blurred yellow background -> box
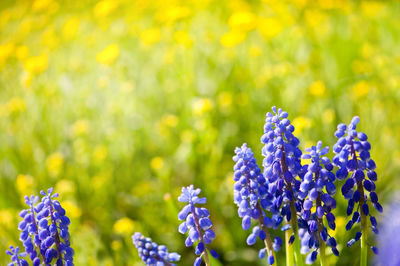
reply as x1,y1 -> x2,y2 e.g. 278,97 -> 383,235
0,0 -> 399,265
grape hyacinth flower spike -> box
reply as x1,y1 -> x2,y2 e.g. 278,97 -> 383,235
18,188 -> 74,266
261,106 -> 304,266
18,195 -> 43,265
233,143 -> 280,265
333,116 -> 381,266
132,232 -> 181,265
6,246 -> 28,266
178,185 -> 218,266
299,141 -> 338,265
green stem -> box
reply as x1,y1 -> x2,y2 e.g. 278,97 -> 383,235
289,200 -> 304,266
280,144 -> 304,266
204,250 -> 211,266
256,203 -> 277,266
360,227 -> 367,266
319,243 -> 327,266
285,228 -> 295,266
349,140 -> 367,266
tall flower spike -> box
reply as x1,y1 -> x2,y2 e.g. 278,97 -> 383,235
233,143 -> 280,265
333,117 -> 381,265
18,195 -> 43,266
6,246 -> 28,266
261,107 -> 305,266
18,188 -> 74,266
299,141 -> 338,265
132,232 -> 181,265
178,185 -> 218,266
38,187 -> 74,266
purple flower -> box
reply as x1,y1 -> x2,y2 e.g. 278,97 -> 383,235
233,143 -> 280,264
261,107 -> 305,245
6,246 -> 28,266
17,188 -> 74,266
132,232 -> 180,265
178,185 -> 218,265
299,141 -> 338,262
333,117 -> 381,251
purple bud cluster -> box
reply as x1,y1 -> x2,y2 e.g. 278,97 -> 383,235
132,232 -> 181,265
6,246 -> 28,266
16,188 -> 73,266
232,143 -> 281,265
260,107 -> 304,237
178,185 -> 218,266
298,141 -> 339,264
332,117 -> 381,252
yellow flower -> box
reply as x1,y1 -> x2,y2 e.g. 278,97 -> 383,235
0,43 -> 15,66
61,200 -> 82,218
305,9 -> 326,29
192,98 -> 213,115
292,116 -> 312,134
150,157 -> 164,171
96,44 -> 119,65
161,114 -> 179,128
46,152 -> 64,177
140,28 -> 161,47
361,1 -> 385,18
220,30 -> 246,48
331,216 -> 346,237
228,11 -> 257,31
94,0 -> 118,18
361,43 -> 374,59
352,60 -> 372,74
24,54 -> 48,74
32,0 -> 53,11
15,45 -> 29,61
0,209 -> 14,228
173,30 -> 193,48
71,119 -> 89,137
352,81 -> 370,98
5,97 -> 27,115
93,145 -> 108,162
249,45 -> 262,57
309,80 -> 326,96
218,92 -> 233,113
62,17 -> 80,40
16,174 -> 35,197
113,217 -> 135,235
41,28 -> 59,49
157,6 -> 191,23
258,17 -> 283,39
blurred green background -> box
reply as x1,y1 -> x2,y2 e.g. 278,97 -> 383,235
0,0 -> 399,265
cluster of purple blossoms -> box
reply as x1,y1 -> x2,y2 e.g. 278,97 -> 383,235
132,232 -> 181,265
332,116 -> 381,253
16,188 -> 73,266
260,107 -> 304,240
6,246 -> 28,266
177,185 -> 218,266
233,143 -> 281,265
298,141 -> 339,264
